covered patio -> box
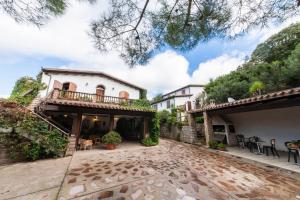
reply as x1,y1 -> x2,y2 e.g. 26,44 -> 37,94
190,87 -> 300,174
37,92 -> 155,151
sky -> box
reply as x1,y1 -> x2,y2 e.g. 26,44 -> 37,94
0,1 -> 299,99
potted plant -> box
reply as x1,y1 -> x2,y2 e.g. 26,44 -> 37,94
208,141 -> 218,149
101,131 -> 122,150
217,143 -> 226,151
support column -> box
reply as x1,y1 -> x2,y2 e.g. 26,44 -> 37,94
109,114 -> 114,131
187,113 -> 196,127
143,117 -> 150,139
71,113 -> 82,148
203,111 -> 213,146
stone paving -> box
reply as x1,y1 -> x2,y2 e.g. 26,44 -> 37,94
1,139 -> 300,200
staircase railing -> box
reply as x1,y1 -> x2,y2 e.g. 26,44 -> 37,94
18,103 -> 69,139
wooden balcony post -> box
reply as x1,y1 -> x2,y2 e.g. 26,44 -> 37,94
71,113 -> 82,148
109,114 -> 114,131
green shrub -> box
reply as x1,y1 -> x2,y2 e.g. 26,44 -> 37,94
150,112 -> 160,143
142,137 -> 158,146
0,100 -> 68,161
131,99 -> 151,109
217,142 -> 226,150
158,110 -> 170,124
195,116 -> 204,124
208,141 -> 218,149
249,81 -> 264,95
102,131 -> 122,145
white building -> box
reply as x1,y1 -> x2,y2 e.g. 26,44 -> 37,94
39,68 -> 145,99
151,84 -> 204,112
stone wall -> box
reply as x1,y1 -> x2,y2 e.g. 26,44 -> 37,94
0,144 -> 11,166
180,126 -> 197,144
160,124 -> 181,141
160,124 -> 199,144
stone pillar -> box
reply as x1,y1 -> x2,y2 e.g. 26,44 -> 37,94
187,113 -> 196,127
143,117 -> 150,139
109,114 -> 114,131
203,111 -> 213,146
72,113 -> 82,148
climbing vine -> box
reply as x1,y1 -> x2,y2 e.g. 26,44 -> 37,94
0,100 -> 67,161
142,112 -> 160,146
9,72 -> 46,106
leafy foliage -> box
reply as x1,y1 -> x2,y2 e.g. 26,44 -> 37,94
142,112 -> 160,146
0,100 -> 67,161
205,23 -> 300,103
91,0 -> 300,66
10,73 -> 45,106
102,131 -> 122,145
131,99 -> 151,109
2,0 -> 299,65
195,116 -> 204,124
251,23 -> 300,63
140,89 -> 148,100
249,81 -> 264,96
152,94 -> 163,102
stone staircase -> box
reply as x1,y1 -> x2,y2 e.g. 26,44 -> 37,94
27,96 -> 41,112
27,98 -> 75,157
65,135 -> 76,156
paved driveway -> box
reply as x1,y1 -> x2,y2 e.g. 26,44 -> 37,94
1,139 -> 300,200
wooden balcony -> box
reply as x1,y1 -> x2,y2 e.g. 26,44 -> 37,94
49,89 -> 135,106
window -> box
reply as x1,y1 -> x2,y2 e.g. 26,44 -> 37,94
182,89 -> 186,95
62,82 -> 70,91
153,104 -> 158,110
167,100 -> 171,108
96,85 -> 105,96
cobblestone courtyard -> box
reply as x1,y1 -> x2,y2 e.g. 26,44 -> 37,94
1,139 -> 300,200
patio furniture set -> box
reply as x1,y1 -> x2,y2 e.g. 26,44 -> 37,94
78,136 -> 101,150
236,135 -> 300,165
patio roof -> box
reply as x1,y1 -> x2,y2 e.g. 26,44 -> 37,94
44,99 -> 155,113
190,87 -> 300,114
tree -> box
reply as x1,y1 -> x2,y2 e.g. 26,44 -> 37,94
284,43 -> 300,87
251,23 -> 300,63
1,0 -> 299,65
152,93 -> 163,102
205,23 -> 300,103
249,81 -> 264,96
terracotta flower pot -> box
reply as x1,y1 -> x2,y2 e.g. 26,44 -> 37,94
106,144 -> 116,150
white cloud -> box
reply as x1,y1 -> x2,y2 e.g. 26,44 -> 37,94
0,0 -> 300,98
191,52 -> 245,84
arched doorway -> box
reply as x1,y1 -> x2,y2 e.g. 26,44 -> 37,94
96,85 -> 105,102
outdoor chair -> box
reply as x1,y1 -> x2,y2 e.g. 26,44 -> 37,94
248,136 -> 261,153
236,134 -> 245,148
262,139 -> 280,157
285,142 -> 299,163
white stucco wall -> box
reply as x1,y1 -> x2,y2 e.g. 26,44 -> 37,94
224,106 -> 300,151
154,98 -> 175,111
39,72 -> 140,99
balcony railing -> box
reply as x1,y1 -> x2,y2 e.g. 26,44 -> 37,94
50,89 -> 135,106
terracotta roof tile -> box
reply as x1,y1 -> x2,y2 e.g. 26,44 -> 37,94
45,99 -> 155,113
190,86 -> 300,113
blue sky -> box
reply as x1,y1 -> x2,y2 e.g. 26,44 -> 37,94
0,1 -> 298,98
